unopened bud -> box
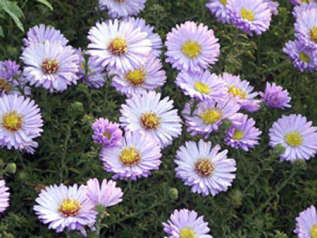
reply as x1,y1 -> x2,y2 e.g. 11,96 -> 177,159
168,187 -> 179,201
273,144 -> 286,155
5,163 -> 16,174
230,189 -> 243,208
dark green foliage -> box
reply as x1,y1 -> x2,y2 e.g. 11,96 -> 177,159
0,0 -> 316,237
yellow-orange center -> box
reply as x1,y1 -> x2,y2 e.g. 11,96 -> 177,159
195,159 -> 214,177
180,228 -> 196,238
0,79 -> 12,93
120,147 -> 141,166
309,26 -> 317,43
299,52 -> 310,63
58,198 -> 81,217
125,69 -> 146,86
181,41 -> 201,59
2,111 -> 23,132
220,0 -> 227,5
103,131 -> 111,140
233,130 -> 244,140
194,82 -> 211,95
241,7 -> 254,21
140,112 -> 160,129
228,85 -> 247,99
199,109 -> 222,124
310,224 -> 317,238
42,59 -> 59,74
285,132 -> 303,147
108,38 -> 127,55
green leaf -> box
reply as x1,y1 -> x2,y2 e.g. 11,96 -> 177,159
35,0 -> 53,11
0,26 -> 4,37
0,0 -> 24,32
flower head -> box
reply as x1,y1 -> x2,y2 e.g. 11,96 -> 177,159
227,0 -> 272,36
206,0 -> 231,23
34,184 -> 97,236
294,205 -> 317,238
295,8 -> 317,50
269,114 -> 317,162
0,94 -> 43,153
0,180 -> 9,214
175,140 -> 236,196
100,131 -> 162,180
92,118 -> 123,147
85,178 -> 123,208
225,114 -> 262,151
260,82 -> 291,109
88,19 -> 152,73
163,209 -> 213,238
98,0 -> 146,18
176,70 -> 227,102
22,41 -> 80,92
120,91 -> 182,148
165,21 -> 220,72
110,54 -> 166,97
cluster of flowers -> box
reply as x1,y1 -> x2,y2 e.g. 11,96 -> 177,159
283,0 -> 317,71
0,0 -> 316,237
205,0 -> 279,36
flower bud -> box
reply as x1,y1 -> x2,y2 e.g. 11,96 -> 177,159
168,187 -> 179,201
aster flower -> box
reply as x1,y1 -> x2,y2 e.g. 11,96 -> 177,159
100,131 -> 162,180
227,0 -> 272,36
124,17 -> 162,57
260,82 -> 291,109
163,209 -> 213,238
283,40 -> 317,72
22,41 -> 80,93
290,0 -> 317,6
165,21 -> 220,72
225,114 -> 262,151
88,19 -> 152,73
0,94 -> 43,154
264,0 -> 279,16
206,0 -> 231,23
269,114 -> 317,162
120,91 -> 182,148
176,70 -> 227,102
182,98 -> 240,138
0,180 -> 9,214
221,72 -> 261,112
175,140 -> 236,196
295,8 -> 317,49
85,178 -> 123,208
23,24 -> 68,47
294,205 -> 317,238
293,2 -> 317,18
78,51 -> 106,89
98,0 -> 146,18
110,54 -> 166,97
92,118 -> 123,147
34,184 -> 97,236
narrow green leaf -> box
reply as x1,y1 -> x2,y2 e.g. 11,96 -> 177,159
0,0 -> 24,32
0,26 -> 4,37
35,0 -> 53,11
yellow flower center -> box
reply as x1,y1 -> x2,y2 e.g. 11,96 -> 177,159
309,26 -> 317,43
194,82 -> 211,95
125,69 -> 146,86
199,109 -> 222,124
140,112 -> 160,129
228,85 -> 247,99
120,147 -> 141,166
181,41 -> 201,59
285,132 -> 303,147
180,228 -> 196,238
108,38 -> 127,56
115,0 -> 125,2
58,198 -> 81,217
310,224 -> 317,238
41,59 -> 59,74
2,111 -> 23,132
299,52 -> 310,63
241,7 -> 255,21
195,159 -> 214,177
220,0 -> 227,5
103,131 -> 111,140
301,0 -> 312,3
233,129 -> 244,140
0,79 -> 12,93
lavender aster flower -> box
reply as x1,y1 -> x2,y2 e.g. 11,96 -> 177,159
92,118 -> 122,147
294,205 -> 317,238
163,209 -> 213,238
221,72 -> 261,112
124,17 -> 162,57
22,41 -> 80,93
175,140 -> 236,196
0,180 -> 9,214
110,54 -> 166,97
100,131 -> 162,180
120,91 -> 182,148
283,40 -> 317,72
182,98 -> 240,138
175,70 -> 227,102
34,184 -> 97,236
88,19 -> 152,73
98,0 -> 146,18
295,8 -> 317,49
260,82 -> 291,109
293,2 -> 317,18
227,0 -> 272,36
23,24 -> 68,47
225,114 -> 262,151
206,0 -> 231,23
85,178 -> 123,208
0,94 -> 43,154
290,0 -> 316,6
165,21 -> 220,72
269,114 -> 317,162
